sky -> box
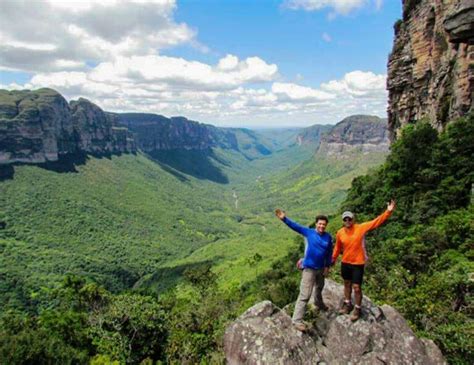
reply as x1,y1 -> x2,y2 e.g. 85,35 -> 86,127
0,0 -> 402,128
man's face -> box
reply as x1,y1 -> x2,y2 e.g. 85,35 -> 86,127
316,219 -> 327,233
343,217 -> 354,228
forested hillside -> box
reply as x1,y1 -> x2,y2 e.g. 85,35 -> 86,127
0,113 -> 390,363
340,115 -> 473,364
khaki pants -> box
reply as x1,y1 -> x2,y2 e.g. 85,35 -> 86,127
292,268 -> 325,324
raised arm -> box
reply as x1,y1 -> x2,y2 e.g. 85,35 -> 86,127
359,199 -> 396,233
275,208 -> 310,236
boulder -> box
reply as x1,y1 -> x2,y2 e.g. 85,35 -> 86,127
224,279 -> 446,365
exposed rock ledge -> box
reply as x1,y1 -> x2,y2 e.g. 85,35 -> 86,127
224,280 -> 445,364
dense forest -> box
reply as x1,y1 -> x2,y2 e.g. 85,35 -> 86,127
1,114 -> 472,364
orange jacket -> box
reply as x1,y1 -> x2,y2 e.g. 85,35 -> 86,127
332,209 -> 392,265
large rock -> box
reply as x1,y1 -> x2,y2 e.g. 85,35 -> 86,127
387,0 -> 474,140
0,89 -> 136,164
0,88 -> 75,164
224,279 -> 446,364
316,115 -> 390,158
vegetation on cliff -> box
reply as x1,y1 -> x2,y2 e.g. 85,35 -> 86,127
2,114 -> 470,363
341,115 -> 474,364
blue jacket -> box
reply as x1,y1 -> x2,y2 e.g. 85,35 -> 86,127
283,217 -> 333,269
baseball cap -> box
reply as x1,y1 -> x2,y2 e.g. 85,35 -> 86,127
342,211 -> 354,220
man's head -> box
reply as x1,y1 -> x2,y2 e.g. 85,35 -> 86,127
342,211 -> 354,228
315,215 -> 329,233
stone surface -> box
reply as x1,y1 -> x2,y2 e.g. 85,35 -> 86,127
224,279 -> 446,365
224,300 -> 323,365
316,115 -> 390,157
0,89 -> 136,164
388,0 -> 474,140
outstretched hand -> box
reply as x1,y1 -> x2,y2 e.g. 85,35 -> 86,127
275,208 -> 286,220
387,199 -> 396,212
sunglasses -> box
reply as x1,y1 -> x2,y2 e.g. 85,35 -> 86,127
343,218 -> 353,222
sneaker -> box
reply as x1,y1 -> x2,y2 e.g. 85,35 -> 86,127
338,301 -> 353,315
316,302 -> 329,311
350,307 -> 361,322
293,322 -> 307,332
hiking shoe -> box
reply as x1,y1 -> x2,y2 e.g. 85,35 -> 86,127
293,322 -> 307,332
338,302 -> 353,315
316,302 -> 329,311
350,307 -> 361,322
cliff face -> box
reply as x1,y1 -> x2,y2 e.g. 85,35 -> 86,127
295,124 -> 332,146
388,0 -> 474,139
118,113 -> 215,151
118,113 -> 272,160
0,89 -> 136,164
224,280 -> 446,365
0,90 -> 274,166
316,115 -> 390,157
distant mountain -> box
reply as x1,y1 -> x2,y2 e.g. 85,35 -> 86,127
117,113 -> 273,160
295,124 -> 332,146
317,115 -> 389,157
0,89 -> 276,166
0,89 -> 136,164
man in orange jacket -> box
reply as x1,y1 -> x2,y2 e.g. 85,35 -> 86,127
332,200 -> 396,321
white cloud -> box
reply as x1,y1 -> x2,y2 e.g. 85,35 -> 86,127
0,0 -> 196,73
321,70 -> 386,97
12,68 -> 386,127
86,54 -> 278,90
272,82 -> 335,102
217,54 -> 239,71
284,0 -> 383,16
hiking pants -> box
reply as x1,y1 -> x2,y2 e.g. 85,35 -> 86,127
292,268 -> 325,324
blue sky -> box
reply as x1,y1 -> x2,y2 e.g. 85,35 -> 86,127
0,0 -> 402,127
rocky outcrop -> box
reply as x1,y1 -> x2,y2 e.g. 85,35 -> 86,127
0,89 -> 135,164
296,124 -> 332,146
117,113 -> 215,151
224,280 -> 446,365
316,115 -> 390,157
118,113 -> 272,159
387,0 -> 474,139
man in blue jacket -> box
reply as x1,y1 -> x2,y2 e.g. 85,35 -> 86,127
275,208 -> 333,332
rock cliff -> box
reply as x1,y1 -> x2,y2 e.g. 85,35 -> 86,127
316,115 -> 390,157
117,113 -> 272,160
0,89 -> 136,164
387,0 -> 474,139
296,124 -> 332,146
117,113 -> 215,151
224,280 -> 446,365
